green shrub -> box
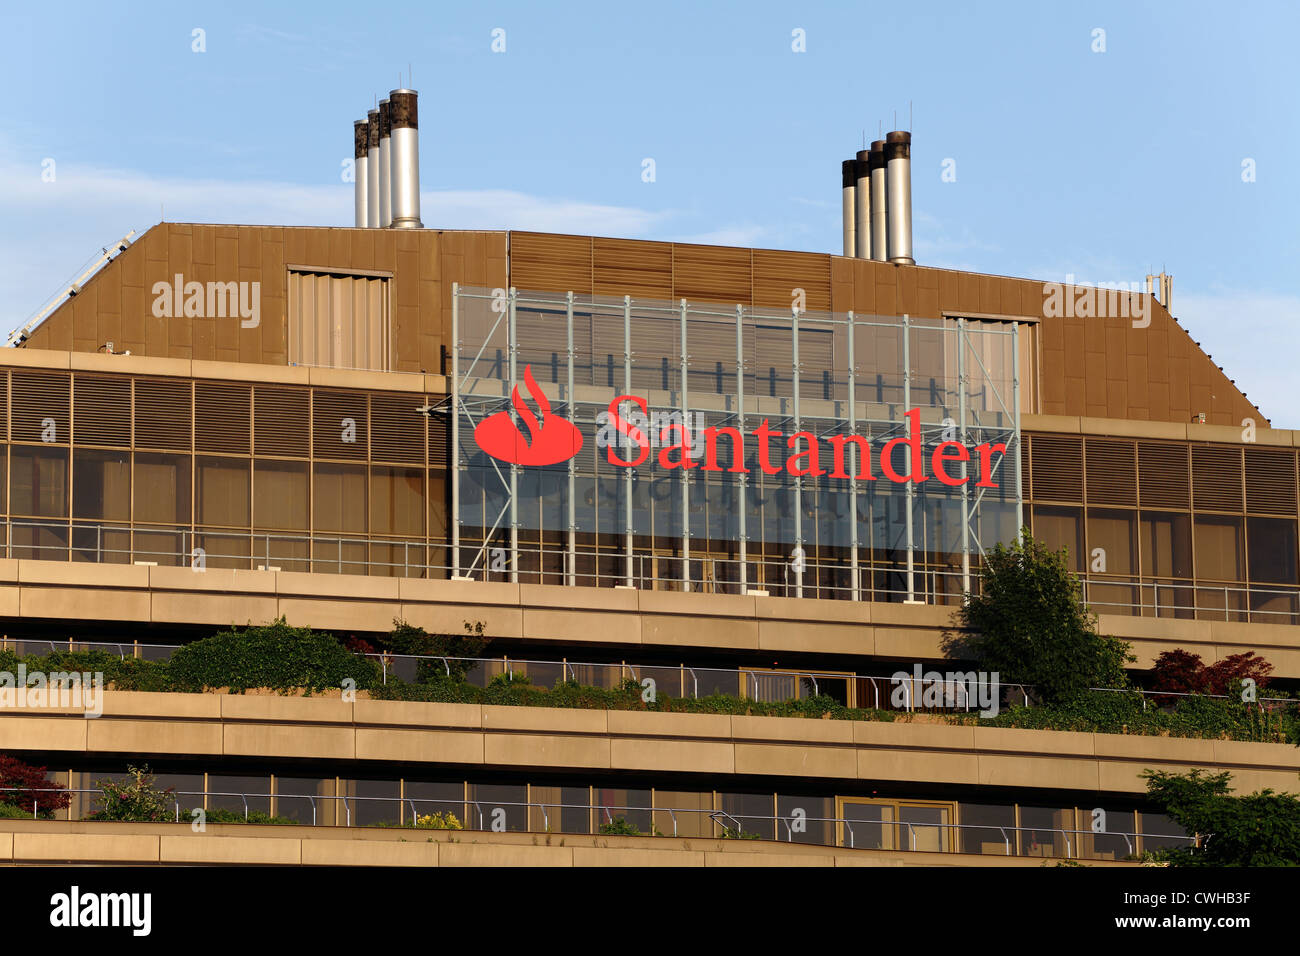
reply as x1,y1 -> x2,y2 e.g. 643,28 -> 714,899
598,815 -> 642,836
1143,769 -> 1300,866
945,532 -> 1133,703
719,826 -> 762,840
193,807 -> 295,826
413,811 -> 463,830
167,617 -> 379,694
91,765 -> 174,823
387,620 -> 490,682
0,802 -> 34,819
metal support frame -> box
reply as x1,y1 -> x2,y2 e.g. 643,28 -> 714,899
508,287 -> 519,584
1012,321 -> 1024,540
847,312 -> 859,601
902,314 -> 915,602
679,298 -> 690,592
735,304 -> 748,595
792,305 -> 804,599
566,291 -> 577,587
451,282 -> 460,578
624,294 -> 634,588
958,316 -> 970,596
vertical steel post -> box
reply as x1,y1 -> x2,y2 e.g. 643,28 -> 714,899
451,281 -> 460,579
624,295 -> 634,588
903,314 -> 915,602
792,305 -> 803,599
847,312 -> 859,601
959,317 -> 970,596
508,287 -> 518,584
566,291 -> 576,588
1012,321 -> 1024,540
736,304 -> 748,594
680,298 -> 690,592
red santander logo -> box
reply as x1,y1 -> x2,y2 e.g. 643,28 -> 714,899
473,364 -> 585,466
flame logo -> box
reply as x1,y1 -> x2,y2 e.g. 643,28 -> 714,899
473,364 -> 584,466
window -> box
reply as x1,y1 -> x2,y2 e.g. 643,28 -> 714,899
288,269 -> 391,371
1247,517 -> 1298,585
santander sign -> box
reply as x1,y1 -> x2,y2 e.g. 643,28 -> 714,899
473,364 -> 1006,488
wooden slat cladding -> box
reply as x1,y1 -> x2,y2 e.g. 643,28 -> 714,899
510,232 -> 592,294
1245,446 -> 1298,515
753,249 -> 831,312
73,377 -> 132,446
134,379 -> 192,450
1084,439 -> 1136,506
672,244 -> 751,306
1138,442 -> 1190,510
312,390 -> 368,460
369,392 -> 425,463
254,386 -> 309,458
593,238 -> 672,299
1029,434 -> 1083,502
1191,445 -> 1244,513
11,371 -> 69,443
196,382 -> 250,454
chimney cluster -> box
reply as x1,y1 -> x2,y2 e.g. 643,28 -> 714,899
354,90 -> 422,229
842,130 -> 913,265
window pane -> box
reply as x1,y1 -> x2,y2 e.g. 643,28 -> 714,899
1140,511 -> 1192,578
1033,506 -> 1082,570
11,446 -> 68,517
254,459 -> 308,531
370,466 -> 424,536
958,802 -> 1016,856
1247,517 -> 1298,584
197,457 -> 250,527
134,453 -> 191,525
1087,509 -> 1136,576
1194,515 -> 1244,581
72,449 -> 130,521
314,463 -> 367,533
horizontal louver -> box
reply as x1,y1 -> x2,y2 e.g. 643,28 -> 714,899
1245,447 -> 1297,515
1138,442 -> 1189,510
1084,439 -> 1136,506
11,371 -> 69,443
313,390 -> 368,460
1191,445 -> 1243,513
195,382 -> 250,454
254,386 -> 309,457
369,392 -> 424,463
427,399 -> 449,465
73,376 -> 131,446
134,379 -> 191,450
1029,434 -> 1083,502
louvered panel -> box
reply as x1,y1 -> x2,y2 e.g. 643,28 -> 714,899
629,312 -> 676,394
752,249 -> 832,312
1029,434 -> 1083,502
195,382 -> 250,454
1245,447 -> 1297,515
687,316 -> 737,396
672,244 -> 751,306
1084,439 -> 1136,506
253,386 -> 309,457
369,392 -> 425,463
753,324 -> 795,398
11,371 -> 69,443
588,311 -> 626,389
1138,442 -> 1189,509
0,372 -> 8,441
509,232 -> 593,294
73,376 -> 131,446
593,237 -> 673,300
134,379 -> 192,450
515,302 -> 572,384
427,398 -> 449,465
1191,444 -> 1243,512
312,389 -> 368,460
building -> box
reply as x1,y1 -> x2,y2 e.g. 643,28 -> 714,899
0,112 -> 1296,867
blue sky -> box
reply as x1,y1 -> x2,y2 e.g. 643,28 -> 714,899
2,1 -> 1297,423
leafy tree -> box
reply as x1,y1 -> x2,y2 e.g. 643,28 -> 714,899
944,532 -> 1133,703
168,617 -> 379,694
1142,769 -> 1300,866
0,755 -> 70,817
387,619 -> 490,682
91,765 -> 174,823
1151,649 -> 1273,699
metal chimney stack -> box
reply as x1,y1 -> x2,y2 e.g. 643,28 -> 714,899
885,130 -> 914,265
841,160 -> 856,257
378,99 -> 393,228
388,89 -> 423,229
854,149 -> 871,258
869,140 -> 887,262
353,120 -> 369,228
366,109 -> 380,228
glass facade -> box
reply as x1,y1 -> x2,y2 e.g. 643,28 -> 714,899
452,286 -> 1023,601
